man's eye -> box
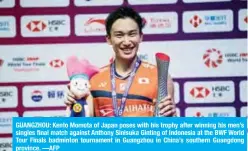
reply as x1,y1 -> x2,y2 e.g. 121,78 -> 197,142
85,83 -> 88,87
129,32 -> 137,37
74,82 -> 77,86
115,34 -> 123,38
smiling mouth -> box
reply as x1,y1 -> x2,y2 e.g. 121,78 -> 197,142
121,47 -> 134,53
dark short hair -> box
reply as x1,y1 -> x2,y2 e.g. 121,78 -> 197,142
105,6 -> 144,36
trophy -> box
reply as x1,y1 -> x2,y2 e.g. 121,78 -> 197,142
155,53 -> 170,117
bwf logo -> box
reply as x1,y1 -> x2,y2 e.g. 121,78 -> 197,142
203,48 -> 223,68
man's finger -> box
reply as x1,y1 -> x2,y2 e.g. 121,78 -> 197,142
159,95 -> 172,103
64,100 -> 73,106
64,95 -> 76,106
161,108 -> 176,117
68,95 -> 76,103
66,87 -> 75,98
159,104 -> 174,115
158,99 -> 173,109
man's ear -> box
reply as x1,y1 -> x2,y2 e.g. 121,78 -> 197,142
106,35 -> 112,45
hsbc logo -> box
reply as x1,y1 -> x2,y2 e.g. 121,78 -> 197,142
189,85 -> 232,99
21,15 -> 70,37
190,15 -> 202,28
26,20 -> 46,32
203,48 -> 223,68
49,59 -> 64,68
185,81 -> 234,104
26,20 -> 65,32
190,87 -> 210,98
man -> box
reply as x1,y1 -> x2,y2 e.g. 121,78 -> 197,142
65,6 -> 177,117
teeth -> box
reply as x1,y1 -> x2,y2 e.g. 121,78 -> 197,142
123,48 -> 132,51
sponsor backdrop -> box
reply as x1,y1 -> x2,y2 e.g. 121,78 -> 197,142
0,0 -> 247,149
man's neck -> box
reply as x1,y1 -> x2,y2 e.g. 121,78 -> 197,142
115,56 -> 137,77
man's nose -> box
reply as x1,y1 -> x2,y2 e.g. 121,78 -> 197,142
123,36 -> 131,45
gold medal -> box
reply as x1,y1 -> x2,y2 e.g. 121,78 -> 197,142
73,103 -> 82,113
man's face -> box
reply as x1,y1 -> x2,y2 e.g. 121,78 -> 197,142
106,17 -> 143,61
